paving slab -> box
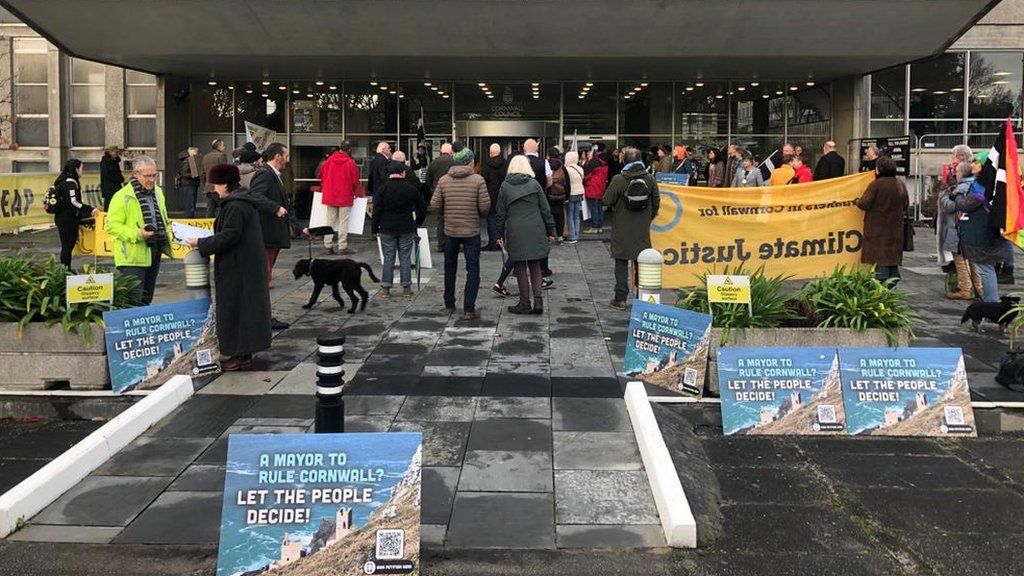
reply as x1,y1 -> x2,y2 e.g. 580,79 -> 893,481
555,524 -> 666,549
115,491 -> 223,544
854,487 -> 1024,534
480,373 -> 551,397
93,436 -> 215,477
342,395 -> 406,416
197,371 -> 288,395
812,453 -> 997,489
708,504 -> 876,556
421,524 -> 447,548
396,396 -> 477,422
714,465 -> 830,505
446,492 -> 556,549
343,415 -> 394,432
552,398 -> 631,432
241,394 -> 316,420
389,421 -> 471,467
554,470 -> 658,525
144,394 -> 258,438
551,376 -> 623,398
467,418 -> 552,452
423,466 -> 460,525
459,450 -> 553,492
410,376 -> 485,397
166,464 -> 225,492
553,432 -> 641,471
33,476 -> 172,526
476,397 -> 551,419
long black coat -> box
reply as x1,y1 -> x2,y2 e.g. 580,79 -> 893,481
368,153 -> 390,196
813,151 -> 846,181
100,155 -> 124,211
197,191 -> 272,357
248,166 -> 302,249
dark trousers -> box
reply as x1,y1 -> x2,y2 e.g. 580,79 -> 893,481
119,247 -> 162,305
550,200 -> 565,239
875,265 -> 901,285
614,259 -> 638,301
443,235 -> 481,312
485,211 -> 498,248
436,218 -> 447,251
180,183 -> 199,219
541,257 -> 552,278
55,212 -> 80,269
204,191 -> 219,218
514,260 -> 543,306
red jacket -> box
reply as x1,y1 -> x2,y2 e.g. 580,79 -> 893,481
584,157 -> 608,200
793,164 -> 813,184
320,151 -> 360,207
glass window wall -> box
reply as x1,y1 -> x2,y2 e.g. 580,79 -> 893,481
71,59 -> 105,148
13,38 -> 48,148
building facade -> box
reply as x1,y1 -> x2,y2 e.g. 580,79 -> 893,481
0,0 -> 1015,213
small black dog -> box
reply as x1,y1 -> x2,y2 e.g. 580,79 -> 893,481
961,295 -> 1020,332
292,258 -> 379,313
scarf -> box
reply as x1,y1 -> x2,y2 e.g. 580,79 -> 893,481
131,178 -> 166,245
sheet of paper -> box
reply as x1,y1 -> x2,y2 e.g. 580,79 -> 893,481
348,197 -> 368,235
309,191 -> 328,229
171,221 -> 213,242
582,198 -> 591,221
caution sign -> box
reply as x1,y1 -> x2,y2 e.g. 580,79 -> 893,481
707,275 -> 751,304
66,273 -> 113,304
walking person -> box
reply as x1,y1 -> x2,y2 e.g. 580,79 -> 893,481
430,147 -> 490,320
202,139 -> 230,217
105,156 -> 172,305
52,159 -> 100,270
177,147 -> 203,218
522,139 -> 555,286
855,156 -> 910,284
945,154 -> 1003,301
481,143 -> 506,251
320,139 -> 362,255
604,147 -> 660,309
583,143 -> 609,233
497,155 -> 557,314
564,150 -> 585,244
99,146 -> 125,212
372,159 -> 428,297
186,164 -> 272,372
940,161 -> 983,299
546,146 -> 569,243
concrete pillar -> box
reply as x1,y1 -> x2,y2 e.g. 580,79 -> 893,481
830,75 -> 868,168
158,74 -> 191,212
105,66 -> 125,150
47,46 -> 64,171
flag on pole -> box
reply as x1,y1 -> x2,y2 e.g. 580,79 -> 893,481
571,130 -> 578,153
759,149 -> 779,181
416,107 -> 425,144
977,119 -> 1024,247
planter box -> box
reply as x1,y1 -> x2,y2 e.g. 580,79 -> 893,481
705,327 -> 910,396
0,323 -> 109,390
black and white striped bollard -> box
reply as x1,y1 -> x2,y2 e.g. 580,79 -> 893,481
314,334 -> 346,433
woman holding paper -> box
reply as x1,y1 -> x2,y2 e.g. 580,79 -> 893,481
186,164 -> 272,371
52,158 -> 100,270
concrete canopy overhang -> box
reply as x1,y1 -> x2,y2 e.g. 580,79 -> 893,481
1,0 -> 1000,82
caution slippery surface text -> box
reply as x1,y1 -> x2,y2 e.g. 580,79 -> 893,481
651,172 -> 874,288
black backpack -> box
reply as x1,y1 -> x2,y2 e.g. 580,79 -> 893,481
996,348 -> 1024,392
43,185 -> 65,214
624,176 -> 651,212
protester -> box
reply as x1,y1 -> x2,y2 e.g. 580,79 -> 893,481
522,139 -> 555,285
733,153 -> 766,187
373,158 -> 428,297
652,146 -> 672,173
427,142 -> 455,250
187,164 -> 271,372
782,143 -> 794,158
481,143 -> 506,251
862,145 -> 880,172
723,144 -> 742,188
603,147 -> 660,310
237,146 -> 262,188
320,139 -> 361,255
202,139 -> 230,217
100,146 -> 125,212
496,155 -> 556,314
813,141 -> 846,181
175,147 -> 202,218
769,154 -> 796,186
106,156 -> 171,305
940,161 -> 982,299
583,143 -> 609,233
855,156 -> 909,283
946,154 -> 1003,301
413,145 -> 430,171
52,159 -> 99,269
790,154 -> 813,184
430,147 -> 490,320
564,150 -> 585,244
938,144 -> 974,282
666,145 -> 694,184
793,145 -> 804,159
706,148 -> 726,187
546,146 -> 569,243
368,141 -> 392,197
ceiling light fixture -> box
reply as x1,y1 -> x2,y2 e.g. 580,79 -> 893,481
789,86 -> 798,91
806,81 -> 815,86
737,86 -> 746,91
751,82 -> 760,87
315,81 -> 324,86
245,89 -> 253,94
695,82 -> 704,87
585,82 -> 594,87
994,71 -> 1014,76
329,85 -> 337,90
208,80 -> 217,86
278,85 -> 287,90
685,86 -> 694,91
261,80 -> 270,86
640,82 -> 649,87
370,81 -> 378,86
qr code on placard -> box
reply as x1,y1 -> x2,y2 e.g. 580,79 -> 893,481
195,348 -> 213,367
683,368 -> 698,388
375,529 -> 404,560
944,406 -> 965,426
817,405 -> 837,424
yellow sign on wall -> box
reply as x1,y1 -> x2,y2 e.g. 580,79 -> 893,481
707,275 -> 751,304
75,213 -> 214,259
0,172 -> 104,232
651,172 -> 874,288
66,273 -> 113,304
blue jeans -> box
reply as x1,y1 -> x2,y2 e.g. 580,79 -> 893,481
976,262 -> 999,302
875,265 -> 901,285
566,196 -> 583,240
443,235 -> 481,312
587,198 -> 604,229
1003,238 -> 1015,266
380,232 -> 415,288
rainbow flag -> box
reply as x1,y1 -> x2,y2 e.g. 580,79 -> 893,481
978,119 -> 1024,248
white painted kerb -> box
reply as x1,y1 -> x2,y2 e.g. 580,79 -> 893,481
0,375 -> 194,538
625,380 -> 697,548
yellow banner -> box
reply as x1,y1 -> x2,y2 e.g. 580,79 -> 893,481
652,172 -> 874,288
0,172 -> 104,232
75,213 -> 214,260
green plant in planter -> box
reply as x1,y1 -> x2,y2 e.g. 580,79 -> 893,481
675,266 -> 800,341
800,266 -> 918,346
0,253 -> 141,343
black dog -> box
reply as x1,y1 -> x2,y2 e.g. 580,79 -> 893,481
961,296 -> 1020,332
292,258 -> 379,313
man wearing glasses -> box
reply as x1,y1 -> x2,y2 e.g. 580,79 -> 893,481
105,155 -> 172,305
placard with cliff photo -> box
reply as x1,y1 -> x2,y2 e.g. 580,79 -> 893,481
622,301 -> 712,396
216,433 -> 423,576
